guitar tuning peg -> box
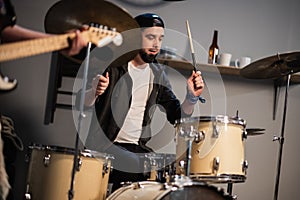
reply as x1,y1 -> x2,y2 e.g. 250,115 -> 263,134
111,27 -> 116,32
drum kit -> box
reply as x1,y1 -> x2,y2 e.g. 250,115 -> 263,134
22,0 -> 300,199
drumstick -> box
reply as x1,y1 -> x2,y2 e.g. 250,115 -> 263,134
186,20 -> 206,103
186,20 -> 197,72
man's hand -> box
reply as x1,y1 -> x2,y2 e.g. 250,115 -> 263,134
187,70 -> 204,97
92,72 -> 110,97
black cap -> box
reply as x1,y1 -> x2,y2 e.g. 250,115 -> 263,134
134,13 -> 164,28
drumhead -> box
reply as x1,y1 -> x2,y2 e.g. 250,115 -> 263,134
175,115 -> 246,127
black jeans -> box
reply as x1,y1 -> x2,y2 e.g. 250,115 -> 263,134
106,142 -> 151,192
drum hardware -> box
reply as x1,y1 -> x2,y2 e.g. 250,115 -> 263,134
213,157 -> 220,172
43,153 -> 51,167
194,130 -> 205,143
132,182 -> 143,190
144,153 -> 176,183
102,163 -> 110,176
246,128 -> 265,136
240,51 -> 300,200
76,157 -> 82,171
213,122 -> 220,138
242,130 -> 247,140
242,160 -> 248,173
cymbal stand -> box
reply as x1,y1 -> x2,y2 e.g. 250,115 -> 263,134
185,139 -> 193,176
68,42 -> 92,200
273,72 -> 292,200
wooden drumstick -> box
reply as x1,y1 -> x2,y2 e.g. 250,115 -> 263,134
186,20 -> 197,72
186,20 -> 206,103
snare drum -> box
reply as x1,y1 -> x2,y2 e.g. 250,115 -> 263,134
175,116 -> 247,183
143,153 -> 176,183
107,178 -> 232,200
25,144 -> 113,200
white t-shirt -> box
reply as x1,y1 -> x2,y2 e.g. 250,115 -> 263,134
114,61 -> 151,144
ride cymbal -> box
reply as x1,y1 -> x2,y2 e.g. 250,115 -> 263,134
240,52 -> 300,79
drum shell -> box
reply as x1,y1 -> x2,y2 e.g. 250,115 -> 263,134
25,145 -> 112,200
175,116 -> 247,183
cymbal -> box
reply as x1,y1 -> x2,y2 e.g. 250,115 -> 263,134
246,128 -> 265,136
44,0 -> 139,34
44,0 -> 139,63
240,52 -> 300,79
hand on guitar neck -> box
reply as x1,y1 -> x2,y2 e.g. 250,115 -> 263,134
0,24 -> 123,92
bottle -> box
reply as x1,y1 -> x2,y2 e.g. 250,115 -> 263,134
208,30 -> 219,64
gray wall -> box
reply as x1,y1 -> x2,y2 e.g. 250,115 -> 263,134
1,0 -> 299,199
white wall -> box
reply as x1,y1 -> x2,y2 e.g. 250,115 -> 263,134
1,0 -> 299,199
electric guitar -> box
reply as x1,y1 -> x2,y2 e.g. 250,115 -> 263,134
0,26 -> 123,91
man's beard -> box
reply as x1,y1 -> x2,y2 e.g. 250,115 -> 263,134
139,49 -> 158,63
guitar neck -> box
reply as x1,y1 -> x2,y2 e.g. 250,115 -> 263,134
0,32 -> 76,62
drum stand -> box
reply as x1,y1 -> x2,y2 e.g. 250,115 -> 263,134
273,72 -> 292,200
68,42 -> 92,200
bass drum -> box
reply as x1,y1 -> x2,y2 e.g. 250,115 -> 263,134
25,144 -> 113,200
107,180 -> 233,200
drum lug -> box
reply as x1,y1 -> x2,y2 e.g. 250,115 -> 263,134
102,163 -> 109,176
133,182 -> 143,189
24,184 -> 32,200
161,182 -> 171,190
43,154 -> 51,167
242,130 -> 248,140
76,157 -> 82,171
194,131 -> 205,143
213,157 -> 220,172
242,160 -> 248,174
178,160 -> 186,175
212,122 -> 219,138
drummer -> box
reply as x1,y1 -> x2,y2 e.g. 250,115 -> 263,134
79,13 -> 204,192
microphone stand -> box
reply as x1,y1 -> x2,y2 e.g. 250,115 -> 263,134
68,42 -> 92,200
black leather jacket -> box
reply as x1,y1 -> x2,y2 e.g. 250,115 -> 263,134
84,62 -> 190,152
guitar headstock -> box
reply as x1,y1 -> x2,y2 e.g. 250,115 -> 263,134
83,25 -> 123,47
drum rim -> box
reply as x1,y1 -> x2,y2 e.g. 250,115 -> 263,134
28,144 -> 114,159
175,115 -> 246,127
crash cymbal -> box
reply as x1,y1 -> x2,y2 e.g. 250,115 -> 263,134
44,0 -> 139,34
246,128 -> 265,136
240,52 -> 300,79
44,0 -> 139,63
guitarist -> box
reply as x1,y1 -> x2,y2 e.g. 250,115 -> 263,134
0,0 -> 87,199
0,0 -> 87,92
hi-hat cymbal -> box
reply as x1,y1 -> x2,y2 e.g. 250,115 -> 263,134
240,52 -> 300,79
44,0 -> 139,34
